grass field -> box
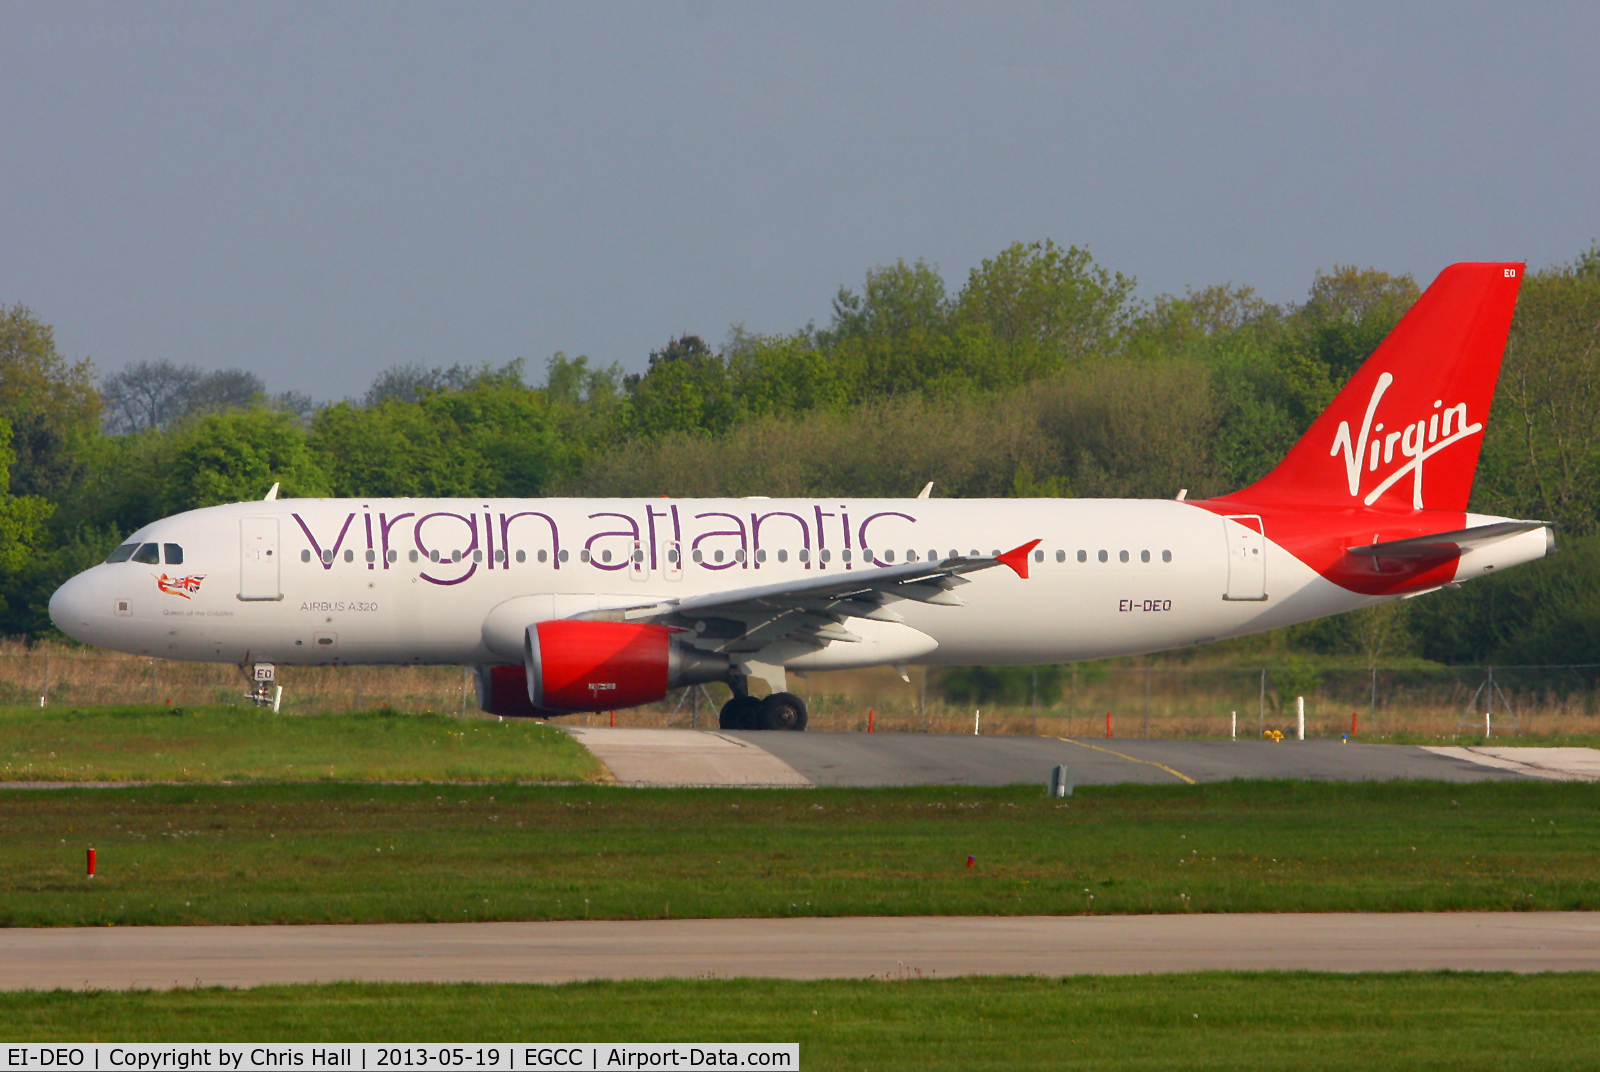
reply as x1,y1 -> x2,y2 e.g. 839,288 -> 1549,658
0,705 -> 602,783
4,780 -> 1598,926
4,974 -> 1599,1069
9,646 -> 1600,738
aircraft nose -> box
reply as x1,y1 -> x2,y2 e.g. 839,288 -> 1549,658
49,571 -> 98,643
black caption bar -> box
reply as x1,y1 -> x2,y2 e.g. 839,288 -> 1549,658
3,1046 -> 797,1071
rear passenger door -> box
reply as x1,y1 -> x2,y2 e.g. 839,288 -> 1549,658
239,517 -> 282,601
1222,514 -> 1267,601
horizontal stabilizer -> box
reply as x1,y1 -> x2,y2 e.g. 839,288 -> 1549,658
1346,521 -> 1548,560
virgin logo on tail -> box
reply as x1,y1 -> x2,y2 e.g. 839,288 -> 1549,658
1330,372 -> 1483,509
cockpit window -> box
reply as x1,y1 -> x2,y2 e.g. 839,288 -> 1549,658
163,543 -> 183,565
131,543 -> 160,564
105,543 -> 139,564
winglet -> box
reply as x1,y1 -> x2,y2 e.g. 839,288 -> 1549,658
995,539 -> 1041,579
264,482 -> 280,501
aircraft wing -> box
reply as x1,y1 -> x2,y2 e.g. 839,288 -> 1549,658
591,539 -> 1040,654
1345,521 -> 1548,560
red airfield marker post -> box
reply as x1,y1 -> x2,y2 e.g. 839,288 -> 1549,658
86,848 -> 95,878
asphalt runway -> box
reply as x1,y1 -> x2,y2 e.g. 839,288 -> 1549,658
565,727 -> 809,786
4,913 -> 1597,990
726,732 -> 1525,787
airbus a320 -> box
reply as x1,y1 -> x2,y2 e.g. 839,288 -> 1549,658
50,262 -> 1551,731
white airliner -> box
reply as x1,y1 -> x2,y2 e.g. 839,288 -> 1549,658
50,262 -> 1551,730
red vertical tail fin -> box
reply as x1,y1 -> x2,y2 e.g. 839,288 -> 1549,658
1229,262 -> 1523,512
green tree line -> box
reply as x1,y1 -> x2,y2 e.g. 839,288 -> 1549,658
3,240 -> 1598,668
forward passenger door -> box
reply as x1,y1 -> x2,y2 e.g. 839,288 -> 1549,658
239,517 -> 282,601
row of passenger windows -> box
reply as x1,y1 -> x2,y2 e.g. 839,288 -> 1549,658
105,542 -> 183,565
302,548 -> 565,564
298,546 -> 1176,566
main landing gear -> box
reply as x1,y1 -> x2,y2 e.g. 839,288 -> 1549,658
718,689 -> 808,731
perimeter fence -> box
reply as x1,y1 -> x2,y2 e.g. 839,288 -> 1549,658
3,641 -> 1597,739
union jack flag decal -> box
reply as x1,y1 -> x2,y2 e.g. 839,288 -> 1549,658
155,573 -> 205,599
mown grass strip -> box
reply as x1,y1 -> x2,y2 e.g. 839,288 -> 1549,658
4,973 -> 1600,1070
3,780 -> 1598,926
0,705 -> 601,784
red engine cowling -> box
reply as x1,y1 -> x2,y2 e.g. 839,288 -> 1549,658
474,664 -> 548,718
526,620 -> 729,713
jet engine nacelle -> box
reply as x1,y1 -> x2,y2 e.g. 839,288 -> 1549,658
525,619 -> 731,713
474,664 -> 549,718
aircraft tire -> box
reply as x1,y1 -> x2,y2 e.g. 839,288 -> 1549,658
758,691 -> 808,732
719,695 -> 763,731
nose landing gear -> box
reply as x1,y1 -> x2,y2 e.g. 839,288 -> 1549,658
245,662 -> 283,712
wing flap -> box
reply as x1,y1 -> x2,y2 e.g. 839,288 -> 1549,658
612,540 -> 1039,652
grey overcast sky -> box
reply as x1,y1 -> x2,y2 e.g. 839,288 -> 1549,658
2,3 -> 1597,400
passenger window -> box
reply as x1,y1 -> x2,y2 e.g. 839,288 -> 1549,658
862,548 -> 873,562
132,543 -> 160,564
665,548 -> 677,564
344,549 -> 355,563
756,549 -> 767,563
1078,550 -> 1087,562
163,543 -> 183,565
1097,550 -> 1108,563
558,549 -> 569,562
1119,550 -> 1129,563
1033,549 -> 1044,563
928,550 -> 938,563
777,549 -> 788,563
1056,550 -> 1066,563
906,550 -> 917,562
692,549 -> 703,563
713,549 -> 723,563
1141,550 -> 1150,563
884,550 -> 895,563
821,549 -> 831,563
601,549 -> 612,563
494,549 -> 504,563
1162,550 -> 1173,563
473,549 -> 484,563
409,550 -> 420,563
428,550 -> 440,563
322,549 -> 335,565
387,550 -> 398,563
105,543 -> 139,563
581,549 -> 592,563
948,550 -> 958,560
799,548 -> 810,563
301,550 -> 311,563
365,550 -> 376,563
842,549 -> 852,563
